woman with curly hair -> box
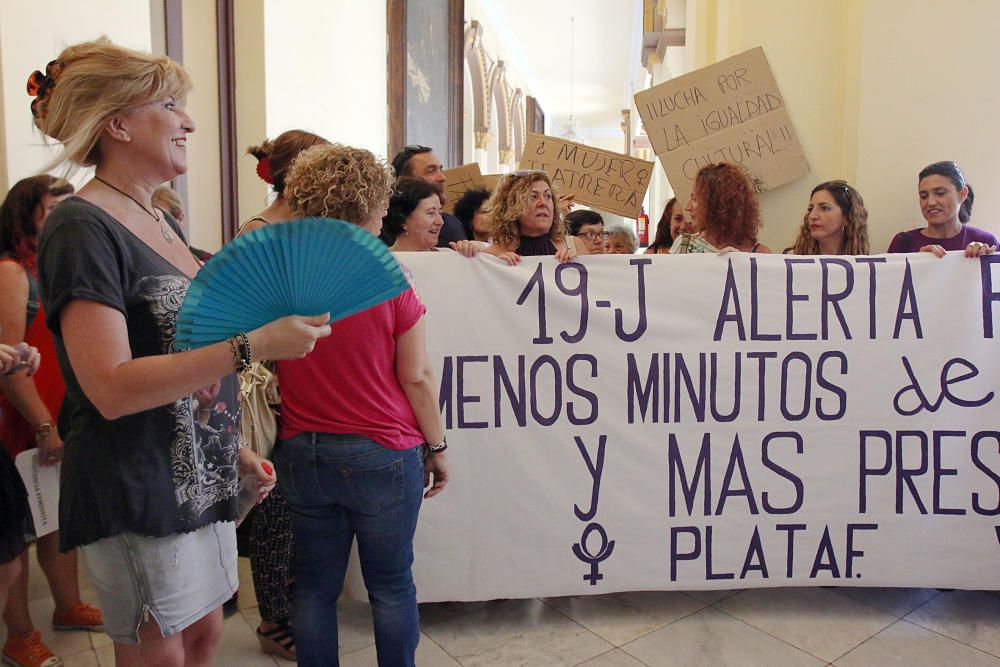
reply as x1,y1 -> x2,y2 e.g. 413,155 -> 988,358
672,163 -> 771,254
787,181 -> 869,255
485,170 -> 580,264
645,197 -> 689,254
277,143 -> 449,665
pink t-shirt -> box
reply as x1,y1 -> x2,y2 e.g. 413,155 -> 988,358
277,287 -> 426,450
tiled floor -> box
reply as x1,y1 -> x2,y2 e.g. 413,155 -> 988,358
3,550 -> 999,666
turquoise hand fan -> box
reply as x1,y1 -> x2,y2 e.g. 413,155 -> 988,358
174,217 -> 408,350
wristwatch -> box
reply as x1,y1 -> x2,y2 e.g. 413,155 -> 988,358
33,422 -> 53,443
426,436 -> 448,454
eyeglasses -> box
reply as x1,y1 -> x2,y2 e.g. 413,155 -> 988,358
577,231 -> 603,240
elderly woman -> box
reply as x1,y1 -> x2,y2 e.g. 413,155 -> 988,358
888,161 -> 996,258
787,180 -> 870,255
384,178 -> 481,255
0,175 -> 105,667
32,39 -> 329,666
485,170 -> 581,263
276,144 -> 449,665
673,163 -> 771,254
604,222 -> 638,254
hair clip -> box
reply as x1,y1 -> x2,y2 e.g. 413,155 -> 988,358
26,60 -> 61,119
256,156 -> 273,184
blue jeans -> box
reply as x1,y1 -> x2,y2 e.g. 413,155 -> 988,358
274,433 -> 424,667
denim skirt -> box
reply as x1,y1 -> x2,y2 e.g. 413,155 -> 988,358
80,522 -> 238,643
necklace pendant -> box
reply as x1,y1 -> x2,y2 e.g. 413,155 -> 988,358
161,222 -> 174,243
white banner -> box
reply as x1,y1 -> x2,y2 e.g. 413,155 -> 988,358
401,252 -> 1000,601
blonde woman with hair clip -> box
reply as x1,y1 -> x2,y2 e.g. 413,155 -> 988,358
787,180 -> 870,256
30,38 -> 330,666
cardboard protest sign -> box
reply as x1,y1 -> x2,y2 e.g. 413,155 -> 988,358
482,174 -> 503,193
442,163 -> 487,213
634,47 -> 809,204
519,133 -> 653,218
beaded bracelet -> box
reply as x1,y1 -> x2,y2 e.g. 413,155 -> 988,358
228,334 -> 252,372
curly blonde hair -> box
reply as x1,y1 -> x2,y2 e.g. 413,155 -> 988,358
488,171 -> 566,249
284,144 -> 395,225
789,180 -> 869,255
37,38 -> 192,170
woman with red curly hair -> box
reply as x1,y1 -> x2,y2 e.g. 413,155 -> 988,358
672,163 -> 771,254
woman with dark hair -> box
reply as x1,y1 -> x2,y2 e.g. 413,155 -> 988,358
243,129 -> 330,235
236,129 -> 331,661
788,180 -> 869,255
565,209 -> 605,255
32,38 -> 328,664
887,161 -> 996,257
0,175 -> 106,667
485,170 -> 580,263
453,187 -> 492,242
645,197 -> 689,254
0,342 -> 40,621
384,178 -> 481,255
672,163 -> 771,254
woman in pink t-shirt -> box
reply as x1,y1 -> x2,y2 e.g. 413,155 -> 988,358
275,143 -> 449,666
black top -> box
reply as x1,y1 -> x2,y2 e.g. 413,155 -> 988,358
436,212 -> 469,247
516,234 -> 558,256
38,197 -> 239,550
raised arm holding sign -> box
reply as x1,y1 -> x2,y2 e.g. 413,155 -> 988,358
518,133 -> 653,219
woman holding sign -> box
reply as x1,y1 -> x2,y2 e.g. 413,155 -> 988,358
485,170 -> 581,263
887,161 -> 996,257
787,180 -> 869,255
383,178 -> 482,255
645,197 -> 689,254
672,163 -> 771,255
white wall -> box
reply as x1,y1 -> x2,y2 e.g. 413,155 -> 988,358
853,0 -> 1000,251
181,0 -> 222,252
263,0 -> 387,158
0,0 -> 151,188
676,0 -> 1000,253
